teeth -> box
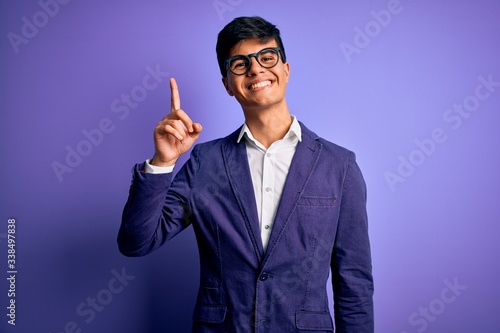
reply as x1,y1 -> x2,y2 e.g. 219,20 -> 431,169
250,80 -> 271,90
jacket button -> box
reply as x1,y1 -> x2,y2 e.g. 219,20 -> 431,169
259,273 -> 269,281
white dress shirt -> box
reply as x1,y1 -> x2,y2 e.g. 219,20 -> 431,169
236,117 -> 302,251
144,116 -> 302,252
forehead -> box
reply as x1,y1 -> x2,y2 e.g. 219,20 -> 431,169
229,38 -> 278,57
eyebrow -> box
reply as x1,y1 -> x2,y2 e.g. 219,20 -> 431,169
228,46 -> 279,58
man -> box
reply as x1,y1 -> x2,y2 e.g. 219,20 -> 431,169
118,16 -> 374,332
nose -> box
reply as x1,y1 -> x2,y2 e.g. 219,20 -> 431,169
246,55 -> 265,75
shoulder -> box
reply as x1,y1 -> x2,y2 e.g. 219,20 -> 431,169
191,126 -> 242,155
299,121 -> 355,163
299,122 -> 366,195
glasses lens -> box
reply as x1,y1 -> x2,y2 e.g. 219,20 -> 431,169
257,49 -> 279,68
229,56 -> 250,75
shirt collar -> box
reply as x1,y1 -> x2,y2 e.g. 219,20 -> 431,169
237,115 -> 302,143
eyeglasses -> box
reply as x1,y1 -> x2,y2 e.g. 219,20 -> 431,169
225,47 -> 282,76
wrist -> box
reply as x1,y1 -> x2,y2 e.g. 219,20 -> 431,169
151,155 -> 177,167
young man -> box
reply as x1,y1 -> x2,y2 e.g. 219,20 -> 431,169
118,16 -> 374,332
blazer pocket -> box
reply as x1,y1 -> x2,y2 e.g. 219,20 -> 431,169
192,304 -> 227,323
297,196 -> 337,207
295,311 -> 334,331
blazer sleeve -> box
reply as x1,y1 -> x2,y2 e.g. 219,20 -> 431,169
331,152 -> 374,333
117,146 -> 200,257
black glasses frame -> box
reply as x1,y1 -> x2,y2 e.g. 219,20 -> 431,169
225,47 -> 282,76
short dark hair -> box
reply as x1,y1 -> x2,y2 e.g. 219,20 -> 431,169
216,16 -> 287,77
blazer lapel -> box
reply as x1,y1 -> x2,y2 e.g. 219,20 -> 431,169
222,132 -> 265,261
263,125 -> 322,261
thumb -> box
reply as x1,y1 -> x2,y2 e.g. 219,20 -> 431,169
189,123 -> 203,140
192,123 -> 203,134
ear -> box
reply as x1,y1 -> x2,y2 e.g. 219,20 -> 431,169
284,62 -> 290,83
222,77 -> 234,96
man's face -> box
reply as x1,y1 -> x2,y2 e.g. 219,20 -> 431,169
222,38 -> 290,112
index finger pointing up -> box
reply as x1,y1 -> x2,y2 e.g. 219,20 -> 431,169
170,77 -> 181,112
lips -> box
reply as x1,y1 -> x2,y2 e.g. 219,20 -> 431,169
248,80 -> 272,90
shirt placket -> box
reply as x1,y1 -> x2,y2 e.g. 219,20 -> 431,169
261,146 -> 276,252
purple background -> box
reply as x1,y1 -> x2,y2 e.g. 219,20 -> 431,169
1,0 -> 500,332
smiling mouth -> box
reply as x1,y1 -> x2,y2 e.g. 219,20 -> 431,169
248,80 -> 272,90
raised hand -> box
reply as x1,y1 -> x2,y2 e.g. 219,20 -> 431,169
151,78 -> 202,167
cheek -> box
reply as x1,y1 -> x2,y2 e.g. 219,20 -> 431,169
227,78 -> 239,90
235,80 -> 249,94
225,79 -> 241,96
273,70 -> 288,84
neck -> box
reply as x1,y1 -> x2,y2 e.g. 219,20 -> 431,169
242,101 -> 292,149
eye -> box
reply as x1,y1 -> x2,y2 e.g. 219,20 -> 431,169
229,57 -> 249,71
233,61 -> 247,68
259,50 -> 278,64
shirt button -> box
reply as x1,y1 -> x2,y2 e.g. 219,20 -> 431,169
266,153 -> 271,157
265,187 -> 272,192
264,225 -> 270,230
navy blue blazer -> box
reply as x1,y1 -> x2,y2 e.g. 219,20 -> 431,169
118,122 -> 374,332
